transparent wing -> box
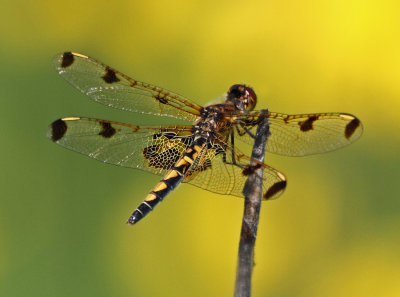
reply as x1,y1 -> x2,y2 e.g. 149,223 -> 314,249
47,117 -> 285,199
232,111 -> 363,156
53,52 -> 203,121
182,139 -> 286,200
47,117 -> 194,176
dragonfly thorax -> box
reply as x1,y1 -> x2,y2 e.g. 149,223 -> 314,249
197,104 -> 232,136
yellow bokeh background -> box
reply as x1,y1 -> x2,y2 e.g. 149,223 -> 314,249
1,1 -> 399,296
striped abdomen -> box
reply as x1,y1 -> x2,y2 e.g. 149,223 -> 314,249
127,138 -> 206,224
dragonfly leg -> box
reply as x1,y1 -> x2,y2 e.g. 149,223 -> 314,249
230,129 -> 237,165
239,124 -> 256,139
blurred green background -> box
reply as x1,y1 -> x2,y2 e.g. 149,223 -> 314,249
1,0 -> 399,296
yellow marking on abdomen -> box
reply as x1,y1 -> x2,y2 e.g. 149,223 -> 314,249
183,156 -> 194,164
144,193 -> 157,201
164,170 -> 180,179
194,145 -> 203,152
175,158 -> 189,167
153,181 -> 167,192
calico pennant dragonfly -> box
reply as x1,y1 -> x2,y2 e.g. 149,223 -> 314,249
47,52 -> 363,225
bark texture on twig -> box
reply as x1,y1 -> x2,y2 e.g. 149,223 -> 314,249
234,110 -> 270,297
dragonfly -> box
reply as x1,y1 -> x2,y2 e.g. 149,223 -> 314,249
47,52 -> 363,225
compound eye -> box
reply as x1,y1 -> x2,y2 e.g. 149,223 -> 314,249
228,84 -> 244,92
244,86 -> 257,110
226,84 -> 257,110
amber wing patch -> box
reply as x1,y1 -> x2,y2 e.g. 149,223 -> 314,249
143,133 -> 193,170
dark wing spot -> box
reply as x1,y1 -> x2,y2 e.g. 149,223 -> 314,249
99,121 -> 116,138
61,52 -> 74,68
264,181 -> 287,200
155,95 -> 168,104
50,119 -> 67,142
102,67 -> 120,84
345,118 -> 361,139
242,163 -> 262,176
299,115 -> 319,132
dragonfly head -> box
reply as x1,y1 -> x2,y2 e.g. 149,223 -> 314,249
226,84 -> 257,111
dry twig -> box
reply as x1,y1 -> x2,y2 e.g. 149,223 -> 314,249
234,110 -> 270,297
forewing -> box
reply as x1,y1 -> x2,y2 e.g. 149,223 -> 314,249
182,141 -> 286,200
47,117 -> 194,176
233,112 -> 363,156
53,52 -> 203,121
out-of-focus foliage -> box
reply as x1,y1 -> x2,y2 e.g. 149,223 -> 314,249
0,1 -> 399,296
